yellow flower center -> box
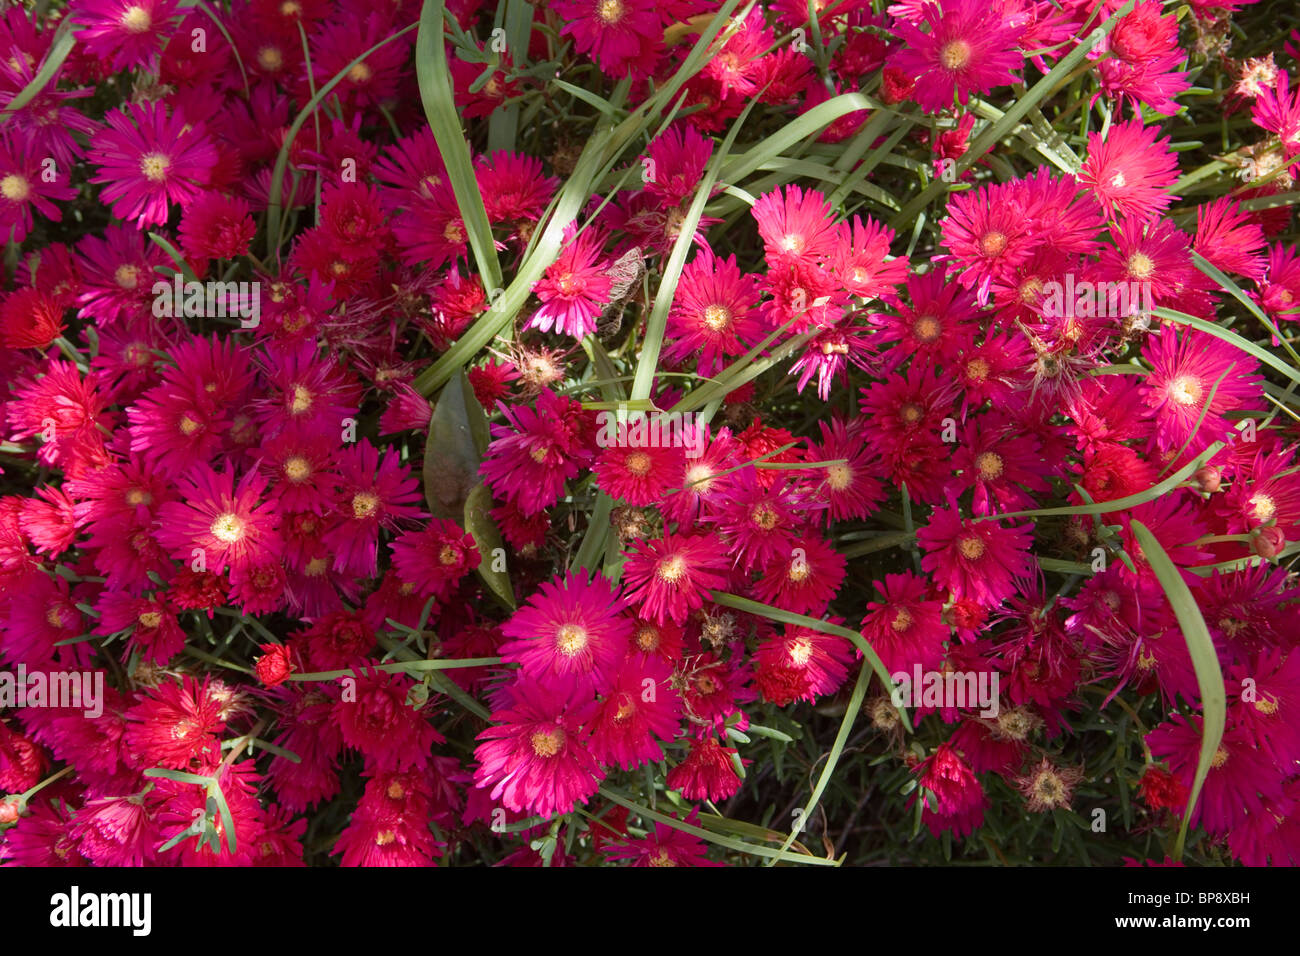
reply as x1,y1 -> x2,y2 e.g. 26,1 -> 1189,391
290,385 -> 312,415
958,535 -> 986,560
939,40 -> 971,70
597,0 -> 625,24
120,5 -> 152,32
1,174 -> 30,202
258,47 -> 284,71
531,727 -> 564,757
138,611 -> 163,628
115,264 -> 141,290
913,315 -> 941,342
556,624 -> 589,656
825,463 -> 852,491
703,304 -> 733,331
975,451 -> 1004,481
657,554 -> 688,583
1127,252 -> 1155,279
347,62 -> 373,84
140,153 -> 170,183
351,491 -> 380,519
283,456 -> 311,482
788,638 -> 814,666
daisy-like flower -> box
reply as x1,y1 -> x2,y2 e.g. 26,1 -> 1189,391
917,499 -> 1035,607
473,680 -> 605,818
389,519 -> 481,600
153,465 -> 282,577
88,101 -> 217,228
941,180 -> 1038,302
323,439 -> 425,578
591,430 -> 682,506
662,251 -> 765,378
603,808 -> 725,867
1146,716 -> 1286,835
804,419 -> 885,523
1194,197 -> 1267,282
551,0 -> 662,78
529,224 -> 613,338
752,626 -> 855,706
1139,326 -> 1263,454
833,214 -> 909,300
332,670 -> 444,773
949,414 -> 1051,516
751,533 -> 847,615
1077,119 -> 1179,223
666,734 -> 745,802
75,0 -> 181,72
476,151 -> 557,224
908,741 -> 988,838
622,532 -> 732,625
889,0 -> 1025,114
0,133 -> 76,244
861,570 -> 949,673
709,468 -> 812,572
586,654 -> 683,769
178,190 -> 256,263
499,570 -> 632,696
642,124 -> 714,208
1,288 -> 65,349
479,389 -> 594,516
752,185 -> 839,267
123,676 -> 227,772
1251,67 -> 1300,156
1014,757 -> 1085,812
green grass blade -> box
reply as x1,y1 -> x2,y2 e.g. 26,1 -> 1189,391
1128,520 -> 1225,863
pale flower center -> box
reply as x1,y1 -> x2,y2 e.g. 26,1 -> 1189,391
826,463 -> 852,491
597,0 -> 625,24
1,174 -> 30,202
958,535 -> 986,560
1249,493 -> 1276,522
913,315 -> 941,342
1127,251 -> 1155,279
531,728 -> 564,757
939,40 -> 972,70
788,638 -> 814,666
138,611 -> 163,628
210,512 -> 245,543
975,451 -> 1004,480
120,5 -> 152,32
556,624 -> 589,656
290,385 -> 313,414
115,264 -> 141,290
347,62 -> 373,84
351,491 -> 380,519
258,47 -> 284,71
703,304 -> 733,331
1167,374 -> 1203,406
283,456 -> 311,482
140,152 -> 170,183
657,555 -> 687,583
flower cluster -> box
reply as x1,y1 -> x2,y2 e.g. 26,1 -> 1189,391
2,0 -> 1299,869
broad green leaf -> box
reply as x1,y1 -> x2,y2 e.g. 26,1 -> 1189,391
424,371 -> 489,519
465,483 -> 515,608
